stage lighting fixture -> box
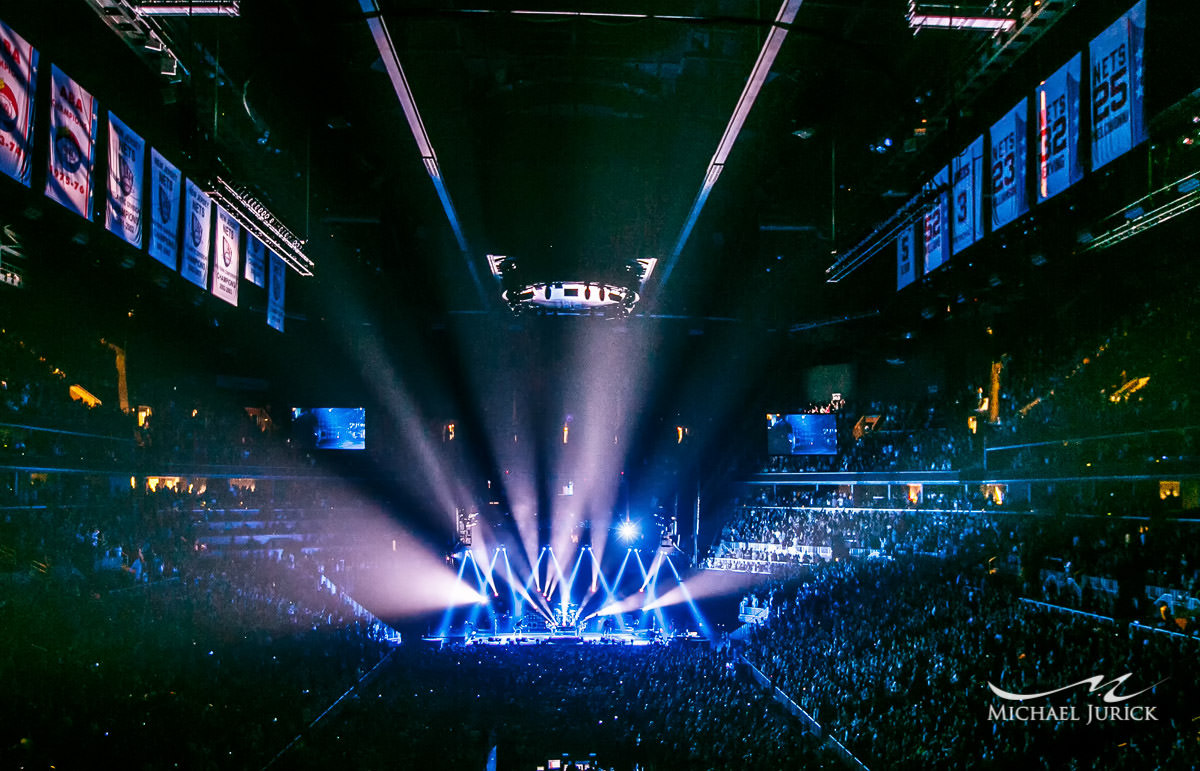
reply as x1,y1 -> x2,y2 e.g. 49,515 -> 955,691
207,177 -> 313,276
617,520 -> 639,543
133,1 -> 240,15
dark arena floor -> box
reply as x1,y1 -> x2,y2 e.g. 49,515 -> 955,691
2,0 -> 1199,769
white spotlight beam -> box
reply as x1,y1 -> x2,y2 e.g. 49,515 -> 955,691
655,0 -> 804,297
359,0 -> 487,306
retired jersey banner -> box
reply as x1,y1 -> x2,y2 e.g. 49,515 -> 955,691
922,165 -> 950,274
896,223 -> 917,291
181,178 -> 212,288
951,135 -> 985,255
0,19 -> 39,187
105,112 -> 144,247
45,65 -> 98,219
991,98 -> 1028,229
1036,55 -> 1083,203
148,149 -> 181,269
244,233 -> 266,287
211,204 -> 240,306
1090,0 -> 1146,170
267,252 -> 285,333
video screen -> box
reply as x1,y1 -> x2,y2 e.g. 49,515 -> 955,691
291,407 -> 366,450
767,413 -> 837,456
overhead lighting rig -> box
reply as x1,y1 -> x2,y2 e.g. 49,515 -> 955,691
489,255 -> 657,317
133,1 -> 240,15
826,186 -> 941,282
907,2 -> 1016,32
1080,170 -> 1200,253
82,0 -> 203,80
206,177 -> 313,276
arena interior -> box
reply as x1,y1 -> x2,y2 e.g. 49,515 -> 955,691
0,1 -> 1198,769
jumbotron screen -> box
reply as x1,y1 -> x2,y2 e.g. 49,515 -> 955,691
766,413 -> 837,456
291,407 -> 367,450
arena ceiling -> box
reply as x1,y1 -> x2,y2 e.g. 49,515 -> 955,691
172,0 -> 992,324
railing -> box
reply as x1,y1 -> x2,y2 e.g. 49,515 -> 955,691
739,658 -> 871,771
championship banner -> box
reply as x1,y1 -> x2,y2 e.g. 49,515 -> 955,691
105,112 -> 144,247
211,204 -> 240,306
991,98 -> 1028,228
896,223 -> 917,291
148,149 -> 181,269
951,135 -> 985,255
1036,55 -> 1082,203
0,19 -> 39,187
45,65 -> 98,219
1090,0 -> 1146,170
180,178 -> 212,288
922,165 -> 950,274
267,251 -> 285,332
244,232 -> 266,287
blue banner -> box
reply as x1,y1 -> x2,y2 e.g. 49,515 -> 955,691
922,165 -> 950,274
267,252 -> 285,332
244,233 -> 266,287
897,224 -> 917,291
0,19 -> 38,187
105,112 -> 143,247
148,149 -> 180,269
1090,0 -> 1146,170
1036,55 -> 1082,202
180,178 -> 212,288
991,98 -> 1028,228
211,204 -> 240,306
45,65 -> 98,220
951,135 -> 985,255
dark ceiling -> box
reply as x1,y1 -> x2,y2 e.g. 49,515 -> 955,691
1,0 -> 1197,445
162,0 -> 992,322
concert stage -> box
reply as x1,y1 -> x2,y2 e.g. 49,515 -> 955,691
421,629 -> 710,647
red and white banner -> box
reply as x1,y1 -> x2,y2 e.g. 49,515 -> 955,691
0,18 -> 39,187
45,65 -> 98,219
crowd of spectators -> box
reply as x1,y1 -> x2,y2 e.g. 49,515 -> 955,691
744,557 -> 1196,770
281,642 -> 834,771
710,486 -> 1019,571
763,397 -> 973,474
987,288 -> 1200,473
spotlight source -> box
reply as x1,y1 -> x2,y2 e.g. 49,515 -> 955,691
617,519 -> 639,543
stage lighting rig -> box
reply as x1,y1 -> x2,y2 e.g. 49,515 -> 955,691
617,519 -> 640,543
455,508 -> 478,549
488,255 -> 656,317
